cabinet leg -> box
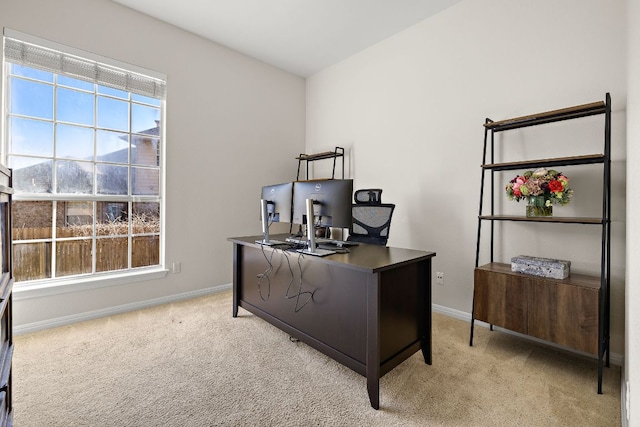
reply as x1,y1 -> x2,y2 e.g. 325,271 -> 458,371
469,318 -> 475,346
367,376 -> 380,410
598,358 -> 603,394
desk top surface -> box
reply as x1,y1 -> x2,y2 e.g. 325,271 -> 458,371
228,235 -> 436,273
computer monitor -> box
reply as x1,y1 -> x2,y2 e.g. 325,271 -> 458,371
256,181 -> 293,245
292,179 -> 353,256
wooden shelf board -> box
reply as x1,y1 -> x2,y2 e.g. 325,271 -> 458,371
484,100 -> 606,131
296,151 -> 344,161
482,154 -> 605,171
476,262 -> 602,290
479,215 -> 604,225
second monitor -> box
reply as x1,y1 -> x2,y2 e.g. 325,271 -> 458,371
292,179 -> 353,256
292,179 -> 353,229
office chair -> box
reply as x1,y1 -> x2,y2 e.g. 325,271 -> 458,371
347,189 -> 395,246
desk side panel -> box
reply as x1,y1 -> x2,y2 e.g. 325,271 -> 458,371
239,246 -> 368,364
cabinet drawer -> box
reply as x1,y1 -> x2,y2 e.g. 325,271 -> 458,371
528,281 -> 599,354
473,267 -> 528,334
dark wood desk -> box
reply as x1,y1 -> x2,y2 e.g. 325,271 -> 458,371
228,235 -> 436,409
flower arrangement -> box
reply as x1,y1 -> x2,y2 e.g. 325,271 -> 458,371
505,167 -> 573,207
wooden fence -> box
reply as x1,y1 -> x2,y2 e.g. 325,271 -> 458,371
13,227 -> 160,282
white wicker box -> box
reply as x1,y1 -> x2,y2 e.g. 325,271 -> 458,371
510,255 -> 570,279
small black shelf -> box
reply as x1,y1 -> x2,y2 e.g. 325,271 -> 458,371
296,146 -> 344,180
482,154 -> 605,171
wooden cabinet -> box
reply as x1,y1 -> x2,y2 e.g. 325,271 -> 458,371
475,263 -> 599,354
470,94 -> 611,393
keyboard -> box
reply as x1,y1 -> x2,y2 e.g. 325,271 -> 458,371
285,237 -> 306,245
317,238 -> 359,247
285,236 -> 359,247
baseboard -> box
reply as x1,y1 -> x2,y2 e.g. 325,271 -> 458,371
621,364 -> 629,426
433,303 -> 624,366
13,283 -> 232,336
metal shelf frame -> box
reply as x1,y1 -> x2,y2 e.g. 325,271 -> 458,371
469,93 -> 612,394
295,147 -> 344,180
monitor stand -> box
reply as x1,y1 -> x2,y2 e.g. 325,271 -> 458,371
297,247 -> 335,257
255,198 -> 287,246
296,198 -> 336,257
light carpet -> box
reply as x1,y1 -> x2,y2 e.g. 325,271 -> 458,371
13,290 -> 621,426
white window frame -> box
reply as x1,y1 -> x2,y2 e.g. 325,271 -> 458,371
2,29 -> 168,299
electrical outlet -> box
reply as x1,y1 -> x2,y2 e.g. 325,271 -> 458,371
436,272 -> 444,285
172,261 -> 182,274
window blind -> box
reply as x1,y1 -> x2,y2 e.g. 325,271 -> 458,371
4,32 -> 166,100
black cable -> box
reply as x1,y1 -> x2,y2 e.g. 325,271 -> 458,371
256,240 -> 276,301
284,251 -> 315,313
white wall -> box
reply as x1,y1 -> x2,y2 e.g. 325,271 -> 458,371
307,0 -> 627,356
0,0 -> 306,326
626,0 -> 638,423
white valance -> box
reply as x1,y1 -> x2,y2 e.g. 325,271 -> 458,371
4,29 -> 166,100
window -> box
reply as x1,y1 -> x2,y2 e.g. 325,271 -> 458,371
3,30 -> 166,285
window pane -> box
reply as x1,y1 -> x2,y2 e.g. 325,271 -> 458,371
56,239 -> 92,277
9,116 -> 54,156
11,157 -> 53,194
12,201 -> 53,239
97,164 -> 128,195
132,202 -> 159,234
132,104 -> 160,135
132,137 -> 159,166
96,237 -> 128,272
13,242 -> 52,281
96,201 -> 128,238
97,96 -> 129,131
98,85 -> 128,99
10,77 -> 53,118
58,75 -> 94,91
57,87 -> 94,126
56,124 -> 94,159
97,130 -> 129,162
56,160 -> 94,194
9,64 -> 54,82
132,94 -> 161,106
132,167 -> 159,196
132,235 -> 159,267
57,201 -> 93,237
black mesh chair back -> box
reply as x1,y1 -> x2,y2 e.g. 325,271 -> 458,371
348,189 -> 395,246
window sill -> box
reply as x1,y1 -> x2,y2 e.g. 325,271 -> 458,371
13,268 -> 170,301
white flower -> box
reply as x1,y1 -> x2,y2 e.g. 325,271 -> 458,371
532,168 -> 548,177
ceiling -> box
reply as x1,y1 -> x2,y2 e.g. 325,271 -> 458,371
111,0 -> 461,77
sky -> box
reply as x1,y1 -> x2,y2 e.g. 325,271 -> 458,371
8,63 -> 161,170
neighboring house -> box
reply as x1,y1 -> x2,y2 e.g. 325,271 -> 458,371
13,123 -> 160,228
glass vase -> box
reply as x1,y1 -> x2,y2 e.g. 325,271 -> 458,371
526,196 -> 553,217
